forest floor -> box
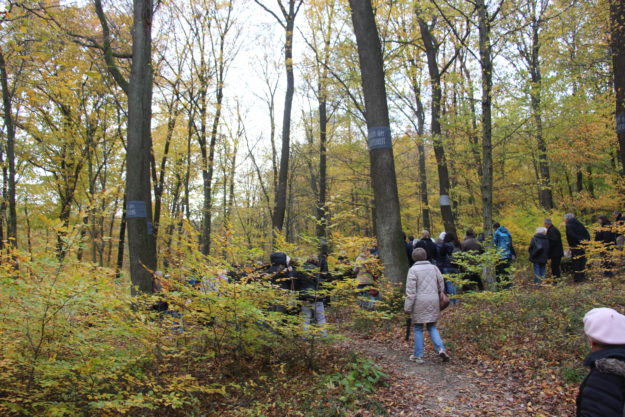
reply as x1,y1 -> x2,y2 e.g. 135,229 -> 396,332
345,324 -> 577,417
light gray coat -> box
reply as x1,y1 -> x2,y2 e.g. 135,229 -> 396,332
404,261 -> 445,324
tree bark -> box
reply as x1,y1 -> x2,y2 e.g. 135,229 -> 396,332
526,14 -> 553,209
267,0 -> 301,236
126,0 -> 157,293
477,0 -> 495,290
317,84 -> 329,258
477,0 -> 494,237
610,0 -> 625,176
417,17 -> 457,236
408,63 -> 430,232
0,50 -> 18,247
349,0 -> 409,285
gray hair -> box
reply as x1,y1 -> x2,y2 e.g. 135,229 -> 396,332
536,227 -> 547,235
544,218 -> 553,225
412,247 -> 427,261
564,213 -> 576,221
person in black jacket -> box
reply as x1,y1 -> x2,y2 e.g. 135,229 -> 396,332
414,230 -> 438,263
299,259 -> 327,333
596,215 -> 618,277
565,213 -> 591,282
266,252 -> 297,314
544,218 -> 564,278
528,227 -> 550,285
577,307 -> 625,417
404,232 -> 414,266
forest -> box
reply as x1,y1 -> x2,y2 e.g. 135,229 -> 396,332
1,0 -> 625,416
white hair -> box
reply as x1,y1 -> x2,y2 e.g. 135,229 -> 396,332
564,213 -> 575,221
536,227 -> 547,235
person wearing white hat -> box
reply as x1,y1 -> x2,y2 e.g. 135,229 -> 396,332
576,307 -> 625,417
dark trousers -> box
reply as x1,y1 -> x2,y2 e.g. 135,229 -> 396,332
571,249 -> 586,282
550,256 -> 561,278
495,258 -> 512,283
465,273 -> 484,291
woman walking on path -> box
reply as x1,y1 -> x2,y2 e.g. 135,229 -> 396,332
404,248 -> 450,364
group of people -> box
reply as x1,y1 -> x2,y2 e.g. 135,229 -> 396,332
402,217 -> 625,416
405,212 -> 623,291
531,212 -> 622,284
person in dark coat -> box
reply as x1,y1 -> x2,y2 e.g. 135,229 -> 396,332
565,213 -> 591,282
614,211 -> 625,251
440,232 -> 461,303
414,230 -> 438,263
266,252 -> 297,314
544,218 -> 564,278
528,227 -> 550,285
460,229 -> 484,291
404,232 -> 414,266
596,215 -> 618,277
577,308 -> 625,417
299,259 -> 327,333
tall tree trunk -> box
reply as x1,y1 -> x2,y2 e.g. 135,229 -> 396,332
0,146 -> 6,249
270,0 -> 301,236
477,0 -> 494,238
610,0 -> 625,176
417,17 -> 457,236
126,0 -> 157,293
153,102 -> 178,239
349,0 -> 409,285
116,193 -> 127,277
317,83 -> 329,258
200,49 -> 226,256
461,58 -> 483,178
0,50 -> 18,247
477,0 -> 496,291
408,63 -> 430,232
529,27 -> 553,210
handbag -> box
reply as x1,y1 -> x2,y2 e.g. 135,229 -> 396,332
439,291 -> 450,311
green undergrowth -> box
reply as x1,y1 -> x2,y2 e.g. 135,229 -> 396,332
0,249 -> 390,417
443,276 -> 625,383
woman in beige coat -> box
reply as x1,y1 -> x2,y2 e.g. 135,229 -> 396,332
404,248 -> 450,364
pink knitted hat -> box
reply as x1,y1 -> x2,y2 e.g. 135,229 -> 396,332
583,308 -> 625,345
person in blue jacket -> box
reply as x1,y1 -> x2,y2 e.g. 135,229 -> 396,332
493,222 -> 516,286
577,307 -> 625,417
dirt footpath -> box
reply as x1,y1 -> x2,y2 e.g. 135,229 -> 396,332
346,327 -> 575,417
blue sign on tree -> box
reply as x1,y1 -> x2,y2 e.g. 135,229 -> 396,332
367,126 -> 392,151
126,200 -> 147,218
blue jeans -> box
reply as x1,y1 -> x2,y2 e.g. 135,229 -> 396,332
413,322 -> 445,357
533,262 -> 546,284
357,285 -> 379,310
442,268 -> 458,304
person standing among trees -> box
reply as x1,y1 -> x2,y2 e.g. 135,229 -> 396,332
596,215 -> 618,277
493,222 -> 515,286
565,213 -> 591,283
576,307 -> 625,417
404,248 -> 450,364
440,232 -> 461,303
528,227 -> 550,285
298,258 -> 327,334
404,232 -> 414,266
354,248 -> 378,309
460,229 -> 484,291
613,211 -> 624,251
544,218 -> 564,278
414,230 -> 438,263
